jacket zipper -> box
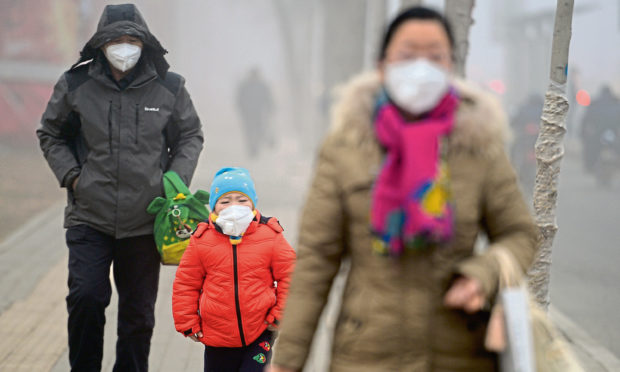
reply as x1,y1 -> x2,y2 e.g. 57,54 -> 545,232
134,103 -> 139,145
232,244 -> 247,347
114,97 -> 121,236
108,101 -> 113,154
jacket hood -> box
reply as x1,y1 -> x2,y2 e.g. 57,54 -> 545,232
72,3 -> 169,78
328,71 -> 511,157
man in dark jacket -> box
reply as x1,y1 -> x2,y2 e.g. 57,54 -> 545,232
37,4 -> 203,371
580,85 -> 620,172
236,68 -> 275,156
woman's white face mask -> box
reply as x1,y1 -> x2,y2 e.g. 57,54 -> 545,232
215,205 -> 254,236
104,43 -> 142,72
384,58 -> 449,115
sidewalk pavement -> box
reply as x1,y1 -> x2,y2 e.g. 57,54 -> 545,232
1,203 -> 618,371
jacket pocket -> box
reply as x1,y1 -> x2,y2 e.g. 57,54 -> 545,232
72,163 -> 92,204
68,189 -> 76,206
333,284 -> 368,354
198,290 -> 208,321
333,314 -> 365,355
72,166 -> 85,198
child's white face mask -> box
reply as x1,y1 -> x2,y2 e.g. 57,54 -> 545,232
215,205 -> 254,237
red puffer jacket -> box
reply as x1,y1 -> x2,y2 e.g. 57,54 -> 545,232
172,211 -> 296,347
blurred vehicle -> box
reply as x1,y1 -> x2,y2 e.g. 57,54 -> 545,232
594,128 -> 620,188
580,85 -> 620,181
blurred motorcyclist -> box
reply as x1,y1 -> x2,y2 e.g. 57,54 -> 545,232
581,85 -> 620,173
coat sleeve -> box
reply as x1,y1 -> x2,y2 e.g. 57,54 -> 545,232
456,150 -> 539,299
166,77 -> 204,185
266,233 -> 296,325
36,74 -> 81,188
271,136 -> 347,370
172,236 -> 206,336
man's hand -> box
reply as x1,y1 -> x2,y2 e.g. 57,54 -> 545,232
443,276 -> 485,314
72,177 -> 79,191
188,331 -> 203,342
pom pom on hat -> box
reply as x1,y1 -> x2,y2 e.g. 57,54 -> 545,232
209,167 -> 258,208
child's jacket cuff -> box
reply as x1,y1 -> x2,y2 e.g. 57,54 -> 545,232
266,313 -> 279,327
181,324 -> 201,337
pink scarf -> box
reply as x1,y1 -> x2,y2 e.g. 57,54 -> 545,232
370,89 -> 459,257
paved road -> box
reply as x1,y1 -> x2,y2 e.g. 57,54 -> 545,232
549,144 -> 620,358
1,142 -> 619,371
0,145 -> 311,372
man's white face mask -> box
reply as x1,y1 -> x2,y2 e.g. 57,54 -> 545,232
215,205 -> 254,237
384,58 -> 450,115
104,43 -> 142,72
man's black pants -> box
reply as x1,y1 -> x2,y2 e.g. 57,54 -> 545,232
66,224 -> 161,372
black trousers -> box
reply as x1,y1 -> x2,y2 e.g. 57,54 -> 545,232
204,329 -> 273,372
65,224 -> 161,372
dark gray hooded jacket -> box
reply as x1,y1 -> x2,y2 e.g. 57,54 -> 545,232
37,4 -> 204,238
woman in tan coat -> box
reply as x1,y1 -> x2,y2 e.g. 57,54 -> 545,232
270,6 -> 538,372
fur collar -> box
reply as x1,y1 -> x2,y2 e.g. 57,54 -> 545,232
328,71 -> 511,157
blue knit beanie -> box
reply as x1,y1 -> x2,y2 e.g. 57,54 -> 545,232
209,167 -> 258,208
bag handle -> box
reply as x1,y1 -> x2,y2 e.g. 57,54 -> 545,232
485,247 -> 527,353
489,247 -> 524,289
163,171 -> 191,199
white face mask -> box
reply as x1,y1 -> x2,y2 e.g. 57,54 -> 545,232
215,205 -> 254,237
104,43 -> 142,72
384,59 -> 449,115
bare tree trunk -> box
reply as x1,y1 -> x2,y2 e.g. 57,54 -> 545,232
400,0 -> 424,9
272,1 -> 318,151
444,0 -> 475,77
363,0 -> 388,69
529,0 -> 575,310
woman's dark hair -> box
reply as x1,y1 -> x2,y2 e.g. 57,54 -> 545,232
378,6 -> 454,61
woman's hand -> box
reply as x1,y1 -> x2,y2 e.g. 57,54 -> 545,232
443,276 -> 485,313
188,331 -> 203,342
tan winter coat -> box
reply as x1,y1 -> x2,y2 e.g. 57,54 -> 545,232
272,72 -> 539,372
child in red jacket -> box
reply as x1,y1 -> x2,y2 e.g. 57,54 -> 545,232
172,167 -> 296,372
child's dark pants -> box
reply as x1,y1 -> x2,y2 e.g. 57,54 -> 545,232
65,224 -> 161,372
204,329 -> 274,372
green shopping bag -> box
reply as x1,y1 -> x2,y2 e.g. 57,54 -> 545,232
147,171 -> 210,265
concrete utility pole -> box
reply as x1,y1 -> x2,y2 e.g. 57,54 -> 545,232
529,0 -> 575,310
445,0 -> 476,77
